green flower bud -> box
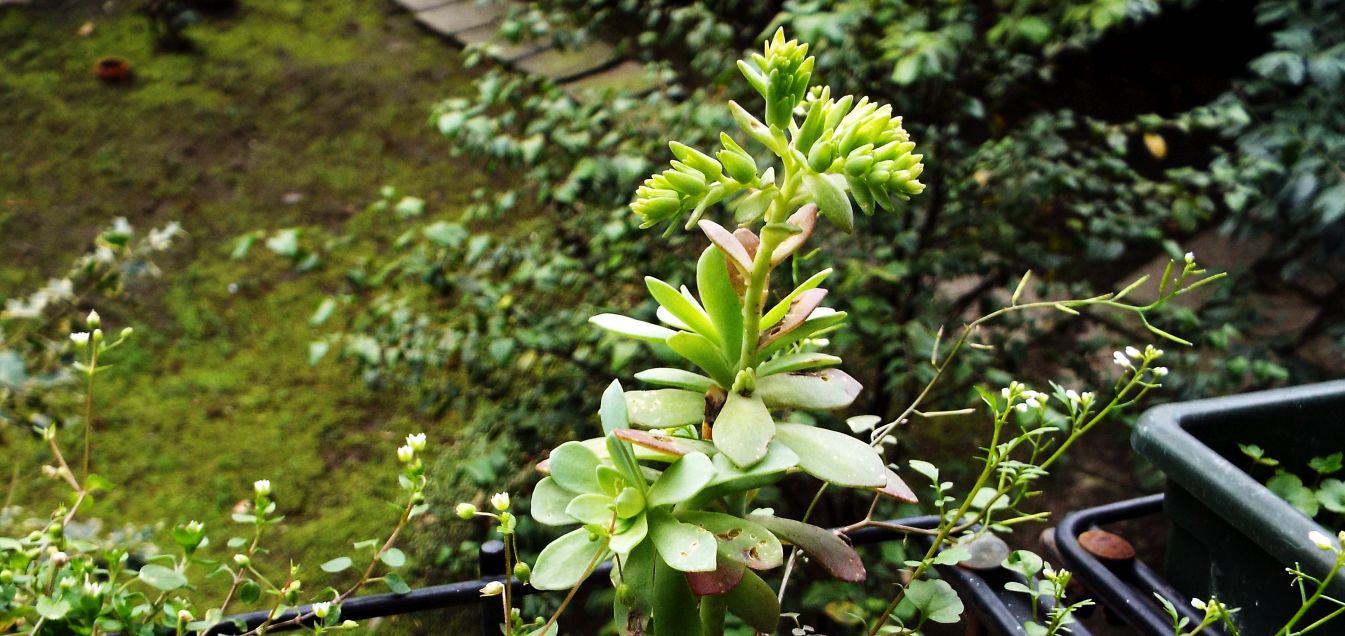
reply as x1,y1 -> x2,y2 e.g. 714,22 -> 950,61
669,142 -> 723,182
794,96 -> 827,154
844,151 -> 874,178
616,582 -> 639,608
662,167 -> 707,196
455,503 -> 477,519
512,562 -> 531,583
0,570 -> 12,584
807,140 -> 836,173
717,147 -> 758,185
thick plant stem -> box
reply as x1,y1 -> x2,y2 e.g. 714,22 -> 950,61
699,595 -> 727,635
735,164 -> 800,372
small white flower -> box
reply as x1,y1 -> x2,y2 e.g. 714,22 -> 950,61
1125,346 -> 1141,359
1184,251 -> 1195,263
1191,598 -> 1207,610
70,332 -> 90,345
1153,367 -> 1169,377
397,445 -> 415,463
491,492 -> 511,512
253,479 -> 271,497
1065,389 -> 1080,403
83,579 -> 105,597
177,609 -> 194,623
1081,391 -> 1095,402
1001,387 -> 1011,398
186,520 -> 204,533
1112,351 -> 1131,367
480,581 -> 505,597
406,433 -> 427,452
312,602 -> 332,619
50,551 -> 69,566
234,554 -> 250,566
1310,530 -> 1334,550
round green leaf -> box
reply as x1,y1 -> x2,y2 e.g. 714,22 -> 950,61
532,477 -> 580,526
756,369 -> 862,410
678,511 -> 783,570
648,452 -> 716,507
713,392 -> 775,468
566,493 -> 617,526
649,509 -> 717,573
320,557 -> 353,573
138,564 -> 188,591
774,423 -> 885,487
549,441 -> 602,494
380,548 -> 406,568
901,579 -> 965,624
532,528 -> 609,590
625,389 -> 706,429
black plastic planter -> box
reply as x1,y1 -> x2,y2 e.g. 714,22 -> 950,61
1056,494 -> 1212,635
1132,380 -> 1345,635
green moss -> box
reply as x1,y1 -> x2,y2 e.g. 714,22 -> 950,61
1,0 -> 492,620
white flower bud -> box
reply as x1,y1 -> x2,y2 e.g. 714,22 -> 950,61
177,609 -> 194,623
406,433 -> 427,452
1015,403 -> 1028,413
50,551 -> 69,567
490,492 -> 510,511
1125,346 -> 1141,359
253,479 -> 271,497
312,602 -> 332,619
1184,251 -> 1195,263
396,445 -> 415,463
1310,530 -> 1334,550
1153,367 -> 1169,377
234,554 -> 250,566
480,581 -> 505,597
1191,598 -> 1206,610
1065,389 -> 1080,402
87,310 -> 101,328
70,332 -> 90,345
1112,351 -> 1131,367
455,503 -> 477,519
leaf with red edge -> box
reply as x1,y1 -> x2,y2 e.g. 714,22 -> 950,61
771,204 -> 818,265
748,514 -> 866,582
758,288 -> 828,348
697,220 -> 753,273
685,556 -> 746,596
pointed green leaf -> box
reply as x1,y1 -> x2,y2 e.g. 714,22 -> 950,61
590,314 -> 676,343
635,368 -> 716,392
532,477 -> 579,526
606,434 -> 646,494
666,332 -> 735,387
693,442 -> 798,506
646,277 -> 719,340
756,352 -> 842,378
724,569 -> 779,633
758,288 -> 829,349
648,452 -> 716,507
549,442 -> 602,494
696,247 -> 744,362
755,311 -> 848,361
531,528 -> 609,590
757,369 -> 863,410
761,268 -> 832,328
625,389 -> 705,430
600,379 -> 629,435
713,392 -> 775,468
649,509 -> 717,573
774,423 -> 885,487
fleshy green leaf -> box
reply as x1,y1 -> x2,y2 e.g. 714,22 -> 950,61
755,352 -> 841,378
600,380 -> 630,435
774,423 -> 885,487
761,268 -> 832,328
610,511 -> 649,556
648,452 -> 716,507
805,172 -> 853,233
531,528 -> 609,590
754,311 -> 848,361
634,368 -> 716,392
757,369 -> 862,410
678,511 -> 783,570
696,247 -> 744,362
667,332 -> 736,387
652,551 -> 704,636
646,277 -> 718,340
590,314 -> 676,343
625,389 -> 705,429
712,392 -> 775,468
696,442 -> 799,503
724,569 -> 779,633
549,442 -> 602,494
532,477 -> 580,525
649,509 -> 717,572
567,493 -> 617,526
379,548 -> 407,568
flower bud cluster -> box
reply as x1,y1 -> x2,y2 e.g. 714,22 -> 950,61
737,28 -> 815,130
796,87 -> 925,212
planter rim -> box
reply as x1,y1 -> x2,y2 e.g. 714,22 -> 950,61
1132,380 -> 1345,582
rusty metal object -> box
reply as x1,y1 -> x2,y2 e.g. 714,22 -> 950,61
1078,529 -> 1136,562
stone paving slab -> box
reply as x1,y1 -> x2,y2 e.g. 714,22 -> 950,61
414,1 -> 508,37
513,41 -> 618,82
455,21 -> 549,62
563,59 -> 658,96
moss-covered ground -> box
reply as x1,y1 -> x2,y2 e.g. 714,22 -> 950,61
1,0 -> 496,620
